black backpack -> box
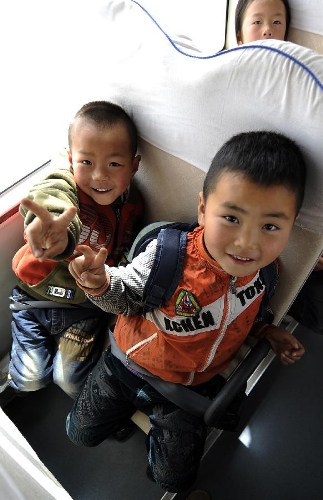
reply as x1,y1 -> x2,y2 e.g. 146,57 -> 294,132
127,221 -> 278,322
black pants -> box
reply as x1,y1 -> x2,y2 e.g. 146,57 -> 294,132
66,350 -> 211,493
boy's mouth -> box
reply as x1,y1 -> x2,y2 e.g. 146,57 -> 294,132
230,254 -> 253,263
92,187 -> 112,193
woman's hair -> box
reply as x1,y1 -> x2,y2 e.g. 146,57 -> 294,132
235,0 -> 291,41
203,131 -> 306,215
68,100 -> 138,156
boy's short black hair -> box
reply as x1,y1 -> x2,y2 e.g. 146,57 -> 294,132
203,131 -> 306,215
68,100 -> 138,156
235,0 -> 291,41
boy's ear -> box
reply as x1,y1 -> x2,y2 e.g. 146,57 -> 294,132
67,150 -> 73,165
197,192 -> 206,227
131,155 -> 141,176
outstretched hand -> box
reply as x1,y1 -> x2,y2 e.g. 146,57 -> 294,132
265,325 -> 305,365
69,245 -> 108,290
21,197 -> 77,262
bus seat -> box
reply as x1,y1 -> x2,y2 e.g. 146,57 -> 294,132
96,10 -> 322,432
0,4 -> 323,499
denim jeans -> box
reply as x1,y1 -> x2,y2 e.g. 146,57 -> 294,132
66,349 -> 209,492
9,287 -> 109,398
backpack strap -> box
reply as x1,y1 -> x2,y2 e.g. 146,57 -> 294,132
126,221 -> 172,262
142,227 -> 188,312
258,261 -> 279,324
260,261 -> 279,300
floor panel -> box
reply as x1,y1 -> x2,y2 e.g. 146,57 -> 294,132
4,324 -> 323,500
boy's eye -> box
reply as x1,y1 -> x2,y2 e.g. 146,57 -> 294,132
253,20 -> 261,25
273,20 -> 282,24
109,162 -> 122,167
263,223 -> 279,231
82,160 -> 92,165
224,215 -> 239,223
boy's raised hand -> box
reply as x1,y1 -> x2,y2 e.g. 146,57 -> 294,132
69,245 -> 108,290
21,197 -> 77,262
265,326 -> 305,365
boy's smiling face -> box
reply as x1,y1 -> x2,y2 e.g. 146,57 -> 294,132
68,118 -> 140,205
198,171 -> 297,277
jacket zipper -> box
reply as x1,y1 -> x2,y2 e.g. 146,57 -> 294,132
230,275 -> 237,294
111,206 -> 121,255
201,275 -> 237,373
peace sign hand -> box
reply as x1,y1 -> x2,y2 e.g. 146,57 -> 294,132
21,197 -> 77,262
69,245 -> 108,290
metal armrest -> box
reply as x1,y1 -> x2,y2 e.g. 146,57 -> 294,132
204,338 -> 272,427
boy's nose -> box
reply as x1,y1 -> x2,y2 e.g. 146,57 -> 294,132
235,229 -> 258,250
92,165 -> 108,180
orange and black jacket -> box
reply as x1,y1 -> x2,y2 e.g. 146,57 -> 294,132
85,226 -> 277,385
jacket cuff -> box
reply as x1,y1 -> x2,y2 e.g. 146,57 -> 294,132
250,320 -> 276,339
75,276 -> 110,297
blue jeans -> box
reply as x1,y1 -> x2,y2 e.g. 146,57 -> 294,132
66,349 -> 209,492
9,287 -> 109,399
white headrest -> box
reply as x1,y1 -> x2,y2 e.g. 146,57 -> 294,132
16,1 -> 322,232
90,3 -> 323,233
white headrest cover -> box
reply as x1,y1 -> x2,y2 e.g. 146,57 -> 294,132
66,1 -> 323,233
